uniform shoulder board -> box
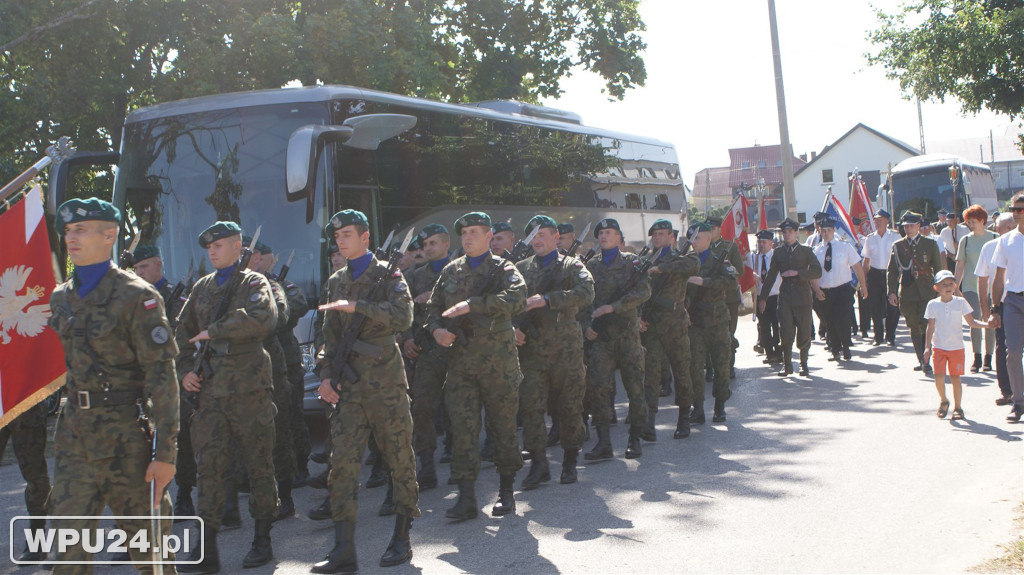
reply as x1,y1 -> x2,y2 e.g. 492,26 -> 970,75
249,278 -> 261,287
392,270 -> 402,278
573,260 -> 584,268
504,264 -> 515,272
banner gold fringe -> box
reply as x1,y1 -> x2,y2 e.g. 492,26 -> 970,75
0,373 -> 66,430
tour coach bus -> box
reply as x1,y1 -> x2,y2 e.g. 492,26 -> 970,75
48,85 -> 686,409
881,154 -> 998,222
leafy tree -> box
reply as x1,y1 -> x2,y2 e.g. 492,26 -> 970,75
866,0 -> 1024,148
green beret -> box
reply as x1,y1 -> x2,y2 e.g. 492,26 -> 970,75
417,223 -> 449,242
324,209 -> 369,238
900,211 -> 923,225
594,218 -> 621,238
706,216 -> 723,227
134,244 -> 161,262
777,218 -> 800,231
199,221 -> 243,248
648,218 -> 673,236
686,221 -> 712,239
556,222 -> 575,235
454,212 -> 492,235
492,221 -> 514,234
56,197 -> 121,234
407,236 -> 423,251
524,215 -> 558,236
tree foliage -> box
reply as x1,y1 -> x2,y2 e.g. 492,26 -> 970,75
0,0 -> 647,191
867,0 -> 1024,142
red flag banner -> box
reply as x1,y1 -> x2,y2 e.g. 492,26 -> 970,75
721,195 -> 756,293
848,174 -> 875,239
0,185 -> 66,428
757,194 -> 768,232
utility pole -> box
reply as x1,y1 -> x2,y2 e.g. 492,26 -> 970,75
767,0 -> 797,221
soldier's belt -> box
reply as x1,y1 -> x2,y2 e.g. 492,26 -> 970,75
351,339 -> 383,359
650,296 -> 680,311
209,339 -> 265,356
74,389 -> 142,409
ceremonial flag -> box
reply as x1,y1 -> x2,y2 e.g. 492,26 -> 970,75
848,173 -> 875,239
757,194 -> 768,232
0,186 -> 66,428
721,195 -> 756,292
821,188 -> 861,250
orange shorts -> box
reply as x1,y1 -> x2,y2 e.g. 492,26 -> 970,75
932,347 -> 966,376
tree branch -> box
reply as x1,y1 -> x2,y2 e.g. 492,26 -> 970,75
0,0 -> 103,53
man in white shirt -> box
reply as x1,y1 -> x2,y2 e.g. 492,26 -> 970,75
861,209 -> 900,346
813,217 -> 868,361
939,211 -> 970,271
989,192 -> 1024,422
750,230 -> 782,363
976,213 -> 1016,405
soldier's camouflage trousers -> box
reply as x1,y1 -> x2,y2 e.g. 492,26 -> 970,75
175,401 -> 195,490
409,348 -> 448,457
287,362 -> 312,469
520,334 -> 586,454
643,317 -> 692,412
689,321 -> 732,405
192,390 -> 278,530
272,369 -> 295,482
587,332 -> 647,427
0,401 -> 50,516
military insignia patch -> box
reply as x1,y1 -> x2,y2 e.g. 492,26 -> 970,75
331,217 -> 341,228
578,271 -> 588,279
143,298 -> 157,310
574,261 -> 583,268
60,207 -> 71,222
76,208 -> 88,216
203,232 -> 214,244
508,273 -> 521,283
150,326 -> 170,344
395,282 -> 408,292
250,293 -> 261,302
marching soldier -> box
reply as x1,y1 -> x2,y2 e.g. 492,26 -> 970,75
424,212 -> 526,520
176,221 -> 279,572
888,211 -> 942,373
750,230 -> 782,364
583,218 -> 651,460
48,198 -> 179,571
556,222 -> 577,253
686,222 -> 738,424
514,215 -> 594,486
708,216 -> 744,379
490,221 -> 516,256
314,209 -> 419,571
759,218 -> 823,377
641,219 -> 700,439
401,223 -> 453,490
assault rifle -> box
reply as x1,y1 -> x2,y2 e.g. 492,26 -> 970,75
276,249 -> 296,282
187,226 -> 262,406
119,231 -> 142,269
590,243 -> 654,339
324,228 -> 414,398
167,261 -> 196,306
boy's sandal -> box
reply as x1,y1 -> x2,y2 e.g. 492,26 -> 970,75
937,401 -> 950,419
951,408 -> 964,421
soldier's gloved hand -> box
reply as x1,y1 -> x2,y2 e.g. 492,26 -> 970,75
442,301 -> 471,318
319,379 -> 339,405
145,461 -> 176,506
584,327 -> 598,342
433,328 -> 457,347
525,294 -> 547,311
514,328 -> 526,346
592,305 -> 614,318
188,330 -> 211,344
182,372 -> 203,393
403,338 -> 421,359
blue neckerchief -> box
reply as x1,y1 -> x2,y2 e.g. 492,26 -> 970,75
349,251 -> 374,280
657,247 -> 671,261
698,249 -> 710,265
155,277 -> 168,290
430,257 -> 450,274
601,247 -> 619,266
74,260 -> 112,298
468,253 -> 489,269
539,250 -> 559,267
215,264 -> 237,286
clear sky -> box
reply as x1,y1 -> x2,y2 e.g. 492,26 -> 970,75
542,0 -> 1014,185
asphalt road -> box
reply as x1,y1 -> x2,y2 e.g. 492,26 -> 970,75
2,317 -> 1022,574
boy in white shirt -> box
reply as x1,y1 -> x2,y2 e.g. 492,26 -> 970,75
924,270 -> 991,420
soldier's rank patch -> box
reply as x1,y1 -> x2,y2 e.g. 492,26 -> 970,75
143,298 -> 158,310
150,325 -> 170,344
508,273 -> 521,283
574,261 -> 584,267
250,293 -> 261,302
76,207 -> 88,216
579,271 -> 588,279
395,282 -> 408,293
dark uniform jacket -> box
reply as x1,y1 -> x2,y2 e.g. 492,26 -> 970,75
584,250 -> 651,337
686,249 -> 739,327
711,238 -> 744,304
514,251 -> 595,352
887,235 -> 943,301
404,260 -> 446,353
759,242 -> 823,308
643,247 -> 699,324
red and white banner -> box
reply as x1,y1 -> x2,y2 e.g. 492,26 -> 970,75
721,195 -> 756,293
757,194 -> 768,232
0,186 -> 66,428
848,174 -> 875,239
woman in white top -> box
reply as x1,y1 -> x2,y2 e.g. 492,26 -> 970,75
954,205 -> 999,373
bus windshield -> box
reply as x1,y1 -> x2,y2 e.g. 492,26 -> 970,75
114,103 -> 328,300
891,167 -> 966,221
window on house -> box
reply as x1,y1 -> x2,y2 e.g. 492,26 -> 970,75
776,160 -> 782,167
741,161 -> 751,169
797,212 -> 807,223
822,169 -> 833,183
758,160 -> 767,169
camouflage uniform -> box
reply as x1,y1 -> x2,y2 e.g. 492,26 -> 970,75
319,254 -> 420,523
711,238 -> 744,373
265,277 -> 294,483
515,251 -> 594,462
174,268 -> 279,531
49,265 -> 179,571
277,280 -> 312,475
424,254 -> 527,483
155,280 -> 196,498
0,402 -> 51,517
687,249 -> 739,417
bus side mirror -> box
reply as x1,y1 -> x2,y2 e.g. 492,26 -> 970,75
47,151 -> 121,213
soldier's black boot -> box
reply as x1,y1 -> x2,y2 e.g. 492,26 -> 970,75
221,486 -> 241,530
984,354 -> 993,372
491,474 -> 516,517
242,519 -> 273,568
971,352 -> 983,373
625,426 -> 643,459
17,518 -> 47,562
417,450 -> 438,490
712,398 -> 726,423
310,448 -> 329,464
379,514 -> 413,567
546,420 -> 561,447
366,460 -> 388,489
378,476 -> 396,516
446,481 -> 478,520
312,521 -> 357,574
174,484 -> 195,522
560,449 -> 578,484
640,408 -> 657,441
308,496 -> 332,521
674,408 -> 691,439
777,351 -> 793,377
521,450 -> 550,490
584,425 -> 613,460
308,468 -> 330,490
275,479 -> 294,522
689,403 -> 705,425
179,524 -> 219,574
799,361 -> 809,377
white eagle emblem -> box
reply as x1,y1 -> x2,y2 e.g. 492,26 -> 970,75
0,266 -> 51,345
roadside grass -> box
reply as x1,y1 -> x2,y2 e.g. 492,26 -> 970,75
971,506 -> 1024,574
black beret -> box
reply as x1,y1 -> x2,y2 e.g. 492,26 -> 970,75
407,236 -> 423,251
57,198 -> 121,234
324,209 -> 369,238
417,223 -> 449,242
199,221 -> 243,248
648,218 -> 673,236
454,212 -> 492,235
594,218 -> 622,237
134,245 -> 161,262
556,222 -> 575,235
524,215 -> 557,236
327,241 -> 340,255
686,221 -> 712,240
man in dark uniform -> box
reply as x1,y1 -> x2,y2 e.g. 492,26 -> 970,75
425,212 -> 526,520
750,230 -> 782,364
641,219 -> 699,438
177,221 -> 279,571
759,218 -> 823,377
514,215 -> 594,486
888,211 -> 942,373
313,209 -> 419,571
708,216 -> 744,379
48,198 -> 179,571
